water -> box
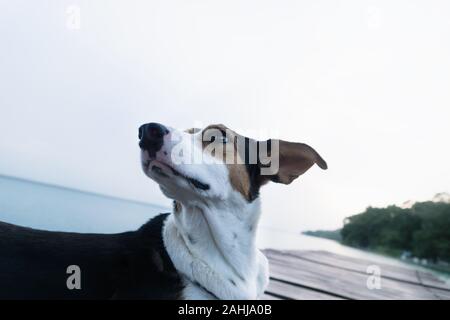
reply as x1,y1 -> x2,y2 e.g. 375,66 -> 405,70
0,175 -> 447,284
0,175 -> 168,233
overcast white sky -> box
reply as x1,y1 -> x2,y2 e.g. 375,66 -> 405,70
1,0 -> 449,231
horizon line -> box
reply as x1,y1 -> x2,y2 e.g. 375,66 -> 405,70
0,173 -> 170,210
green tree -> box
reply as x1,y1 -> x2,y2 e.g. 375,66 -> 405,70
341,200 -> 450,262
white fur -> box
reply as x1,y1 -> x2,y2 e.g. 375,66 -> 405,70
163,196 -> 269,300
141,125 -> 269,300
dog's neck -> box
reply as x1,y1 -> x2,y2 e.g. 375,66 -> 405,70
162,195 -> 269,300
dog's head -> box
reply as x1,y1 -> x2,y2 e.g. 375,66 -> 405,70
138,122 -> 327,204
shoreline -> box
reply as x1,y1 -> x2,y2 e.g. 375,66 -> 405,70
302,233 -> 450,283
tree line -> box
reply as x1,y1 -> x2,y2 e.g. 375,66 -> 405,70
341,201 -> 450,262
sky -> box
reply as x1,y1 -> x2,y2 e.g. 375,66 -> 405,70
1,0 -> 449,232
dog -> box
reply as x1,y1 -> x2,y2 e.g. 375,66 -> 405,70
0,123 -> 326,299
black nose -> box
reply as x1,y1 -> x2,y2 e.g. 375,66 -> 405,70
138,122 -> 169,155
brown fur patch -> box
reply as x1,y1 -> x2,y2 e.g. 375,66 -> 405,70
200,124 -> 252,201
227,163 -> 251,200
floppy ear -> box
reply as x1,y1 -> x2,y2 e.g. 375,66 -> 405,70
267,140 -> 327,184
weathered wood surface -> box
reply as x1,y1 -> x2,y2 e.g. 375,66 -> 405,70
262,249 -> 450,300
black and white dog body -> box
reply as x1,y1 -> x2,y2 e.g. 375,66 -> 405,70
0,122 -> 327,299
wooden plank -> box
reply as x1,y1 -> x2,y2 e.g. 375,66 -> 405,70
260,293 -> 282,300
305,250 -> 445,286
288,250 -> 450,291
266,249 -> 449,291
268,259 -> 375,300
414,269 -> 450,292
265,250 -> 444,300
287,250 -> 420,282
427,287 -> 450,300
266,279 -> 344,300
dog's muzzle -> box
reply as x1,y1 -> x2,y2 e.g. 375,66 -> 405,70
138,122 -> 169,156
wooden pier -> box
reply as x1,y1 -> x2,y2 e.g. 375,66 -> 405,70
261,249 -> 450,300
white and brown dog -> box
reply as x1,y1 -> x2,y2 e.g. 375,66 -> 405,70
0,122 -> 326,300
139,122 -> 327,299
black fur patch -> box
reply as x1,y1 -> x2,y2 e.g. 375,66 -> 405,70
0,213 -> 184,299
244,137 -> 262,202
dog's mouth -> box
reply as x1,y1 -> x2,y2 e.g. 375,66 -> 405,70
144,159 -> 210,191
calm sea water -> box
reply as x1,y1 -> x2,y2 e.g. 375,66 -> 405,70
0,175 -> 168,233
1,175 -> 447,283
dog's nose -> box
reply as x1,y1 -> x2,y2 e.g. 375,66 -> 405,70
138,122 -> 169,154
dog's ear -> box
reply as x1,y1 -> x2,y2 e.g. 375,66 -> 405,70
261,140 -> 327,185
